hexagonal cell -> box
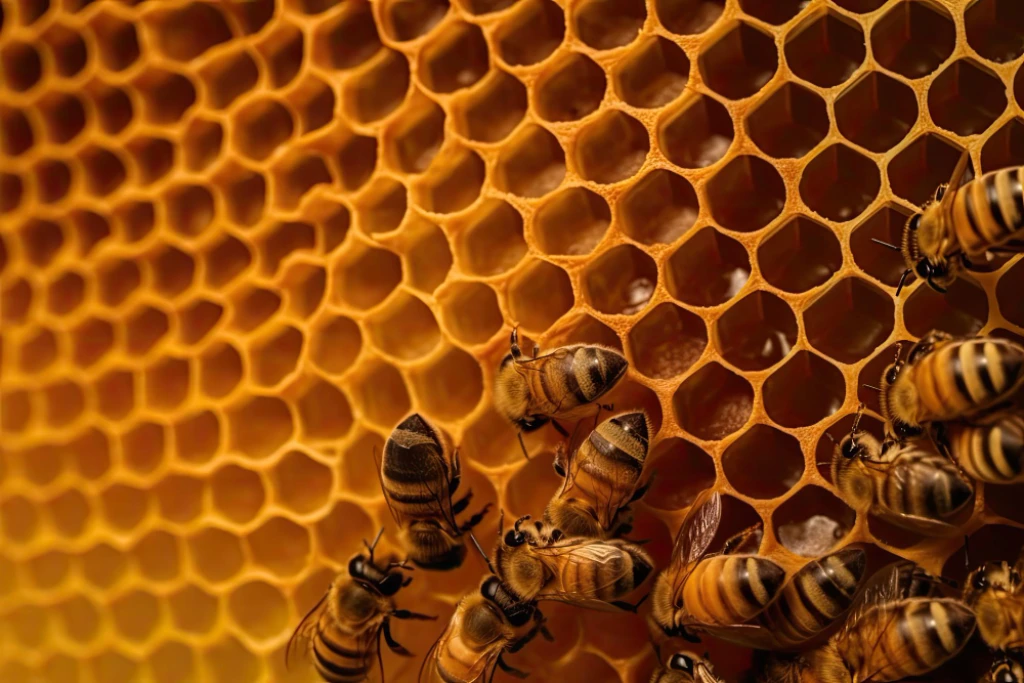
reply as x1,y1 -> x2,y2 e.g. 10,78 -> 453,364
659,93 -> 733,169
619,169 -> 697,247
312,0 -> 380,69
508,259 -> 574,332
723,425 -> 804,499
187,528 -> 244,583
148,641 -> 197,683
211,464 -> 265,524
801,144 -> 880,222
628,302 -> 707,380
582,245 -> 657,316
999,260 -> 1024,327
203,234 -> 252,290
0,106 -> 34,157
78,544 -> 129,590
747,83 -> 828,160
121,421 -> 165,475
574,0 -> 645,50
1,388 -> 32,434
836,72 -> 917,153
227,395 -> 294,460
130,529 -> 182,583
666,227 -> 749,307
134,68 -> 197,124
203,636 -> 263,683
418,21 -> 488,94
741,0 -> 804,24
452,199 -> 525,277
351,178 -> 405,235
199,343 -> 243,399
644,438 -> 715,511
413,145 -> 485,214
72,317 -> 115,368
707,155 -> 786,232
153,475 -> 204,526
759,216 -> 842,293
451,70 -> 526,144
496,0 -> 564,67
269,450 -> 332,515
144,356 -> 191,412
655,0 -> 723,35
332,242 -> 402,310
533,187 -> 609,256
967,0 -> 1024,63
399,219 -> 451,293
298,380 -> 354,442
673,362 -> 753,441
228,286 -> 281,335
387,97 -> 443,175
535,52 -> 606,124
125,136 -> 174,185
148,244 -> 195,299
613,36 -> 690,109
255,21 -> 304,88
44,380 -> 86,427
888,133 -> 968,207
928,59 -> 1006,136
411,347 -> 484,420
249,326 -> 303,387
785,10 -> 864,88
765,351 -> 845,428
233,98 -> 294,162
179,298 -> 224,345
147,1 -> 231,62
982,118 -> 1024,173
172,410 -> 221,465
806,277 -> 894,364
700,21 -> 777,100
717,291 -> 797,371
366,291 -> 440,360
78,145 -> 127,197
88,9 -> 139,71
199,49 -> 258,110
575,110 -> 649,184
309,316 -> 362,376
32,157 -> 72,204
494,124 -> 566,198
849,204 -> 911,288
247,517 -> 311,577
438,281 -> 503,345
212,161 -> 266,228
226,581 -> 289,645
772,485 -> 856,557
291,76 -> 335,136
280,262 -> 327,318
0,277 -> 31,322
1,40 -> 42,92
38,91 -> 86,144
0,495 -> 38,543
19,217 -> 64,267
871,0 -> 955,79
259,221 -> 316,276
55,595 -> 100,644
99,483 -> 150,533
904,276 -> 988,338
48,489 -> 94,537
1,173 -> 23,214
350,360 -> 411,427
163,185 -> 214,239
18,327 -> 56,374
271,151 -> 333,210
316,500 -> 375,564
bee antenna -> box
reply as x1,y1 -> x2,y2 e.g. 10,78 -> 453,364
871,238 -> 901,252
895,269 -> 912,297
824,432 -> 836,445
862,384 -> 881,392
468,532 -> 497,576
851,403 -> 865,434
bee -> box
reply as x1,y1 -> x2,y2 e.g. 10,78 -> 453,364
287,529 -> 435,682
831,409 -> 974,536
650,646 -> 725,683
963,550 -> 1024,651
765,562 -> 976,682
421,538 -> 551,683
948,412 -> 1024,484
873,152 -> 1023,295
983,651 -> 1024,683
649,490 -> 786,642
377,413 -> 491,570
492,514 -> 653,612
877,332 -> 1024,440
544,411 -> 653,540
494,327 -> 628,457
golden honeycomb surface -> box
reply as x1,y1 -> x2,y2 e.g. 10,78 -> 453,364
2,0 -> 1024,681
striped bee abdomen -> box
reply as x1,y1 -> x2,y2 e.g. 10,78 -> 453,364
682,555 -> 786,626
877,448 -> 973,522
527,345 -> 627,418
382,415 -> 451,520
952,167 -> 1024,255
974,592 -> 1024,650
311,613 -> 377,683
951,414 -> 1024,484
914,339 -> 1024,421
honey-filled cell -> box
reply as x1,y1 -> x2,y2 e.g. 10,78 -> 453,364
2,3 -> 1023,682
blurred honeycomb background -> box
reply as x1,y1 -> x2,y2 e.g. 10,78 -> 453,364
2,0 -> 1024,681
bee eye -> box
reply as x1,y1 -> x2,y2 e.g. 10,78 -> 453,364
915,260 -> 933,278
999,671 -> 1017,683
973,572 -> 988,591
553,462 -> 566,477
935,185 -> 945,200
550,529 -> 563,542
885,367 -> 899,385
378,572 -> 403,596
909,214 -> 922,231
669,654 -> 695,674
841,439 -> 860,459
504,530 -> 525,547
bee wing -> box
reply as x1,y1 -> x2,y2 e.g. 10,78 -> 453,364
672,490 -> 722,568
378,441 -> 461,536
286,590 -> 328,670
699,622 -> 777,650
836,561 -> 921,653
531,541 -> 640,607
372,445 -> 402,527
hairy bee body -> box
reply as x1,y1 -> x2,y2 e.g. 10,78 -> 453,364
948,166 -> 1024,256
676,554 -> 786,627
983,651 -> 1024,683
545,411 -> 651,539
307,580 -> 389,682
964,559 -> 1024,651
651,650 -> 725,683
950,413 -> 1024,484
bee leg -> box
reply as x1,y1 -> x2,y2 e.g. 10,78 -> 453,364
496,656 -> 529,679
452,490 -> 473,515
364,527 -> 385,563
611,593 -> 649,613
391,609 -> 437,621
382,618 -> 414,656
459,503 -> 493,532
517,431 -> 531,461
551,420 -> 570,438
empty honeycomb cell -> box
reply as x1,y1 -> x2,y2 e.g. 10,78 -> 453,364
149,2 -> 232,61
90,651 -> 141,683
309,315 -> 362,375
454,74 -> 526,145
968,0 -> 1024,63
316,500 -> 374,563
0,389 -> 29,434
256,22 -> 304,89
1,173 -> 22,213
69,427 -> 111,480
272,450 -> 332,515
496,0 -> 564,67
271,150 -> 333,210
203,234 -> 252,290
574,110 -> 649,184
246,517 -> 310,577
854,341 -> 910,413
400,219 -> 451,293
27,551 -> 70,590
165,185 -> 215,238
297,379 -> 354,440
333,242 -> 402,310
44,380 -> 85,427
409,346 -> 484,420
800,144 -> 881,222
621,169 -> 698,245
350,359 -> 410,427
0,279 -> 29,324
229,286 -> 281,333
181,119 -> 223,172
509,259 -> 574,331
150,244 -> 196,299
20,218 -> 65,268
199,49 -> 258,110
112,201 -> 155,244
982,117 -> 1024,172
55,595 -> 101,645
805,277 -> 894,364
888,133 -> 968,207
188,527 -> 244,583
260,221 -> 316,274
227,581 -> 288,642
324,131 -> 376,192
149,642 -> 197,683
723,425 -> 804,499
153,475 -> 204,526
79,543 -> 128,589
19,327 -> 58,374
227,395 -> 294,459
199,343 -> 243,398
673,361 -> 753,440
534,187 -> 609,256
717,291 -> 797,371
131,530 -> 182,583
660,94 -> 734,169
210,464 -> 265,524
666,227 -> 749,307
46,491 -> 90,539
100,484 -> 150,532
126,136 -> 175,185
213,163 -> 266,228
574,0 -> 645,50
772,485 -> 855,556
628,302 -> 707,379
455,199 -> 526,276
78,145 -> 128,197
174,410 -> 221,465
19,442 -> 63,487
505,449 -> 560,516
110,589 -> 161,643
747,83 -> 828,160
851,205 -> 913,288
233,98 -> 294,162
740,0 -> 805,25
179,298 -> 224,344
438,281 -> 503,344
38,91 -> 86,144
380,0 -> 447,40
785,10 -> 865,88
645,437 -> 716,510
701,21 -> 778,100
134,68 -> 197,125
413,145 -> 485,213
617,36 -> 692,108
764,351 -> 845,427
87,10 -> 139,71
367,292 -> 440,360
291,76 -> 335,135
354,178 -> 408,234
42,22 -> 88,77
1,40 -> 42,92
311,0 -> 380,69
0,106 -> 34,157
280,262 -> 327,318
340,431 -> 385,496
871,1 -> 955,79
33,157 -> 73,204
706,155 -> 786,232
835,72 -> 918,153
903,276 -> 988,338
7,604 -> 50,648
758,216 -> 842,293
929,59 -> 1007,136
121,421 -> 165,474
345,48 -> 412,123
535,52 -> 606,124
999,261 -> 1024,327
582,244 -> 657,316
386,96 -> 443,174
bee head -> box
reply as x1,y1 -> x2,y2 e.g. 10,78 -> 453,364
481,576 -> 534,627
516,415 -> 549,433
669,653 -> 696,674
347,554 -> 406,596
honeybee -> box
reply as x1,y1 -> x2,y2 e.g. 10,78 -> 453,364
651,646 -> 725,683
948,413 -> 1024,484
494,327 -> 628,457
764,562 -> 976,682
493,514 -> 653,612
831,409 -> 974,536
873,152 -> 1023,295
963,550 -> 1024,651
649,490 -> 786,641
544,411 -> 653,540
877,332 -> 1024,440
377,413 -> 491,570
983,651 -> 1024,683
287,529 -> 435,682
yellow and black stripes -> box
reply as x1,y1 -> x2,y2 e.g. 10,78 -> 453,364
310,613 -> 378,683
381,414 -> 453,521
523,345 -> 628,418
681,555 -> 785,626
953,167 -> 1024,256
876,448 -> 973,522
951,414 -> 1024,484
910,339 -> 1024,422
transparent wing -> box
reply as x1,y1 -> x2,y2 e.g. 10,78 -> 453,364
532,540 -> 641,605
286,591 -> 328,670
835,561 -> 919,653
673,490 -> 722,568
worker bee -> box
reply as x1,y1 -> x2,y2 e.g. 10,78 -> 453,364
494,514 -> 653,611
831,409 -> 974,536
544,410 -> 653,540
948,412 -> 1024,484
377,413 -> 491,570
765,562 -> 976,682
287,529 -> 435,682
873,152 -> 1023,295
494,327 -> 628,457
877,332 -> 1024,440
649,490 -> 786,641
650,645 -> 725,683
983,651 -> 1024,683
963,550 -> 1024,651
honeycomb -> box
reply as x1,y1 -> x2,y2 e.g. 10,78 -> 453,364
2,0 -> 1024,681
